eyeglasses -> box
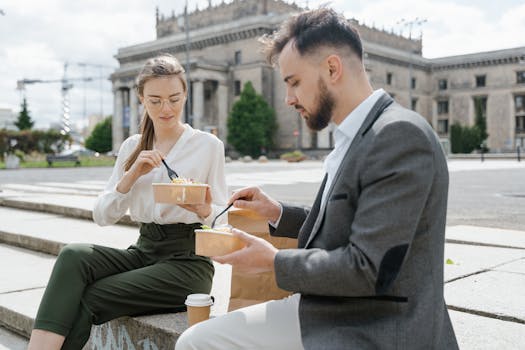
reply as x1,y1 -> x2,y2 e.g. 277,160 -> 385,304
144,97 -> 183,111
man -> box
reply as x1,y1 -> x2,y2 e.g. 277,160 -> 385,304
176,7 -> 458,350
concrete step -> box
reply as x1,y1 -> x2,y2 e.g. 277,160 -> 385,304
0,192 -> 135,227
1,200 -> 525,348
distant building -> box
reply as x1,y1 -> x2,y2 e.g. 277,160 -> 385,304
0,107 -> 16,130
83,114 -> 105,138
111,0 -> 525,153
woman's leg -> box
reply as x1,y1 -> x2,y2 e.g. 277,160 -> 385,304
29,243 -> 145,350
27,329 -> 65,350
61,257 -> 213,350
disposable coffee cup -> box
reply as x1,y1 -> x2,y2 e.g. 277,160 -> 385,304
185,294 -> 214,326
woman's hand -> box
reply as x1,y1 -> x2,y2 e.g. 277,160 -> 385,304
128,150 -> 164,178
117,150 -> 164,194
178,185 -> 213,219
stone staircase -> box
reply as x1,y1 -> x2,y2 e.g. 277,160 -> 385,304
1,187 -> 525,349
0,194 -> 231,349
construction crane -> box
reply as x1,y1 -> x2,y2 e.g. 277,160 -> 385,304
16,62 -> 103,135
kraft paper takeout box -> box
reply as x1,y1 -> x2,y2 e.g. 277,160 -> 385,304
152,183 -> 207,204
227,208 -> 298,311
194,229 -> 245,257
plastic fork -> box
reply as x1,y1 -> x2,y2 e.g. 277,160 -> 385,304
211,203 -> 234,228
161,159 -> 179,181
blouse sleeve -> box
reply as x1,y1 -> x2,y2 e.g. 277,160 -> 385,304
201,138 -> 229,227
92,138 -> 136,226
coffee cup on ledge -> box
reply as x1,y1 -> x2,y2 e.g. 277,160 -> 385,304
185,293 -> 214,326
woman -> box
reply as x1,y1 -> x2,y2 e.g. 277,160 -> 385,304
28,54 -> 228,350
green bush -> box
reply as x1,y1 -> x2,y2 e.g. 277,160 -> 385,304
0,129 -> 71,160
227,82 -> 277,157
85,117 -> 112,153
450,122 -> 483,154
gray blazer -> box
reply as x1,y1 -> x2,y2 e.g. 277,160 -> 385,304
272,93 -> 458,349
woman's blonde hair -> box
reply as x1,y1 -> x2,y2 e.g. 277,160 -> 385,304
124,54 -> 187,171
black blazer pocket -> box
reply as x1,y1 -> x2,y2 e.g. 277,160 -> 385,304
329,193 -> 348,201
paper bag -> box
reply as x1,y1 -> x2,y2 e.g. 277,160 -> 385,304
227,208 -> 297,311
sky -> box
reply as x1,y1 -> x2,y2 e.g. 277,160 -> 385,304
1,0 -> 524,130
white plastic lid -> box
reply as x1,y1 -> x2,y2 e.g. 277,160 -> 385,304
185,293 -> 214,307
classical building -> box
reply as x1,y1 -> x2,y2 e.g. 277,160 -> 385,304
111,0 -> 525,153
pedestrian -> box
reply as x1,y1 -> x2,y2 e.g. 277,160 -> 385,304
175,7 -> 458,350
27,54 -> 228,350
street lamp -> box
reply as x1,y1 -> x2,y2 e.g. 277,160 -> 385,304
398,17 -> 427,110
177,1 -> 193,126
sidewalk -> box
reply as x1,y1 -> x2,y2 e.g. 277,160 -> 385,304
0,183 -> 524,349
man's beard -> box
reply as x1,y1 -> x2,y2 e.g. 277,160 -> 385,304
305,78 -> 335,131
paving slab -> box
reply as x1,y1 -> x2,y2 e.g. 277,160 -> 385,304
445,270 -> 525,323
0,244 -> 54,294
0,326 -> 28,350
449,310 -> 525,350
446,225 -> 525,249
494,258 -> 525,274
444,243 -> 525,282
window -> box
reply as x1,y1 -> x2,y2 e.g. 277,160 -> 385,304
476,75 -> 486,87
437,119 -> 449,134
411,98 -> 417,111
438,79 -> 447,90
234,51 -> 242,65
234,80 -> 241,96
516,116 -> 525,134
386,72 -> 393,85
517,71 -> 525,84
516,95 -> 525,112
437,100 -> 449,115
411,77 -> 416,89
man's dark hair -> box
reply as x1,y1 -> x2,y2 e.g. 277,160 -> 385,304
260,7 -> 363,65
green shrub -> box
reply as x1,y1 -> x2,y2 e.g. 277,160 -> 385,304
85,117 -> 112,153
227,82 -> 277,157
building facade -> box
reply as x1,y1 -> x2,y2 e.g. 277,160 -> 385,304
111,0 -> 525,153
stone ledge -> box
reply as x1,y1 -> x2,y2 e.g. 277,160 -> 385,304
86,313 -> 189,349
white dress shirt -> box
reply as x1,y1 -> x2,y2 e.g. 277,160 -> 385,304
321,89 -> 385,204
93,124 -> 228,227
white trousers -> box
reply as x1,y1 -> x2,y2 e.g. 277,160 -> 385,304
175,293 -> 304,350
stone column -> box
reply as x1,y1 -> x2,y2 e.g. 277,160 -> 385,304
192,79 -> 204,130
113,88 -> 124,153
217,82 -> 228,142
129,85 -> 139,135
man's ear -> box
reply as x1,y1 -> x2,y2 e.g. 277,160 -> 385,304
326,54 -> 343,83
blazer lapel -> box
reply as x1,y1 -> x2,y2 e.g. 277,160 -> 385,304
298,175 -> 327,248
304,93 -> 394,248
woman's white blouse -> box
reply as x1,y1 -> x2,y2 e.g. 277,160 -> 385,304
93,124 -> 228,227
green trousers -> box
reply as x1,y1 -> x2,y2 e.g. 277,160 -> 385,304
33,222 -> 214,350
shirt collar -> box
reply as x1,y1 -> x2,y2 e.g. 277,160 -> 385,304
336,89 -> 386,141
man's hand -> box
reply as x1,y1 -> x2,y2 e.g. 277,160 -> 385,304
212,229 -> 278,274
229,187 -> 281,223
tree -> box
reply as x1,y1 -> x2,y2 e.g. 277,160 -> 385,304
15,98 -> 35,130
85,117 -> 112,153
227,81 -> 277,157
474,97 -> 489,151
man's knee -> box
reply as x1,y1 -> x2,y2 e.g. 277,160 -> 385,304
175,327 -> 197,350
175,324 -> 211,350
